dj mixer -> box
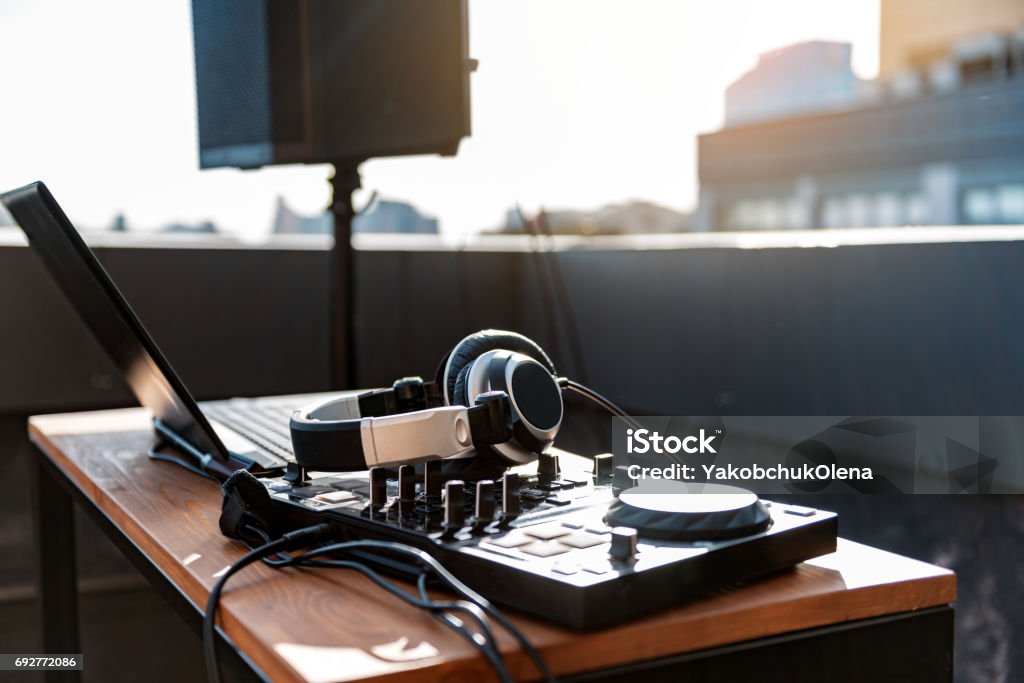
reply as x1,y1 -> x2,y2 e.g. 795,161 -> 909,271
264,452 -> 837,629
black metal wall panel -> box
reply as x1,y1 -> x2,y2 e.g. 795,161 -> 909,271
0,243 -> 332,414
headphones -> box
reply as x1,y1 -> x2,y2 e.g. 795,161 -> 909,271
289,330 -> 565,473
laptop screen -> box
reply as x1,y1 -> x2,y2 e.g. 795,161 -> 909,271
1,181 -> 230,463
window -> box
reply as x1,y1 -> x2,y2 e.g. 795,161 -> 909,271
963,184 -> 1024,224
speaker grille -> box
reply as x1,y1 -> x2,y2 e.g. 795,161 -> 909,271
192,0 -> 273,149
191,0 -> 469,168
266,1 -> 306,144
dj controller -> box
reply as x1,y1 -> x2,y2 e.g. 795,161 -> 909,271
263,452 -> 837,629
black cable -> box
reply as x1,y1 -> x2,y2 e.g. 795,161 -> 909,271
203,524 -> 331,683
216,532 -> 554,683
300,542 -> 553,680
147,451 -> 218,482
296,558 -> 515,683
454,245 -> 478,332
291,540 -> 556,683
356,190 -> 379,216
516,203 -> 565,369
417,572 -> 508,677
428,609 -> 512,683
534,209 -> 590,384
244,525 -> 296,566
277,554 -> 515,683
248,529 -> 504,663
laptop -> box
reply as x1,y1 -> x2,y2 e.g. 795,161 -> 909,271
2,181 -> 338,478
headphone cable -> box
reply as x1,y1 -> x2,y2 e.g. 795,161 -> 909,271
534,208 -> 590,385
516,203 -> 566,370
559,377 -> 642,430
559,378 -> 691,467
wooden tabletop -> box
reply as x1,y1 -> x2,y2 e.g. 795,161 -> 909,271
29,407 -> 956,683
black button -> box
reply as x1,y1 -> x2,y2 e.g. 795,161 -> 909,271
287,485 -> 334,499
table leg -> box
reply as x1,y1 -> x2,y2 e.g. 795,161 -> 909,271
32,454 -> 82,683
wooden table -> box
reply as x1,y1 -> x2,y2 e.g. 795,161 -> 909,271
29,407 -> 957,683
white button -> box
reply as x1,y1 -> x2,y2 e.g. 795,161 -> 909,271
317,490 -> 358,503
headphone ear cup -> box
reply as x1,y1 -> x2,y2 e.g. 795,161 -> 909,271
433,350 -> 453,389
452,362 -> 474,407
440,329 -> 556,405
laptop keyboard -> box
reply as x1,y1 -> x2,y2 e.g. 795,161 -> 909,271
202,396 -> 316,463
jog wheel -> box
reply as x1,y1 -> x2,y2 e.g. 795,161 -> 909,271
605,482 -> 771,541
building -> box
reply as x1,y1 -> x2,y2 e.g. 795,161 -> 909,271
695,0 -> 1024,231
880,0 -> 1024,78
162,220 -> 218,234
498,201 -> 691,235
355,198 -> 439,234
725,41 -> 862,127
272,196 -> 439,235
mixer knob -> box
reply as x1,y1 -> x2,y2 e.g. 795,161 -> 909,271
443,480 -> 466,530
369,467 -> 388,510
609,526 -> 638,562
537,452 -> 559,482
500,471 -> 521,524
593,453 -> 615,486
398,464 -> 416,503
424,460 -> 443,504
473,480 -> 496,530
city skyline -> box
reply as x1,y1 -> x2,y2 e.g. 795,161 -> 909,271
0,0 -> 880,238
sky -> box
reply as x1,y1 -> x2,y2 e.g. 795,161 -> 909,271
0,0 -> 879,239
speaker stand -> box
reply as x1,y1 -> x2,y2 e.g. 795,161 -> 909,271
328,160 -> 363,390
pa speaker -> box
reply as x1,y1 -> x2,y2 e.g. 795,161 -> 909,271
191,0 -> 472,169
